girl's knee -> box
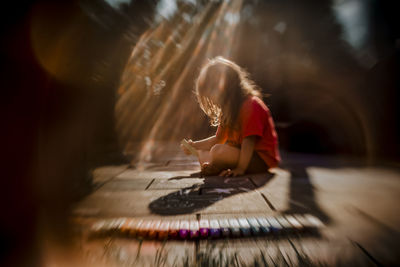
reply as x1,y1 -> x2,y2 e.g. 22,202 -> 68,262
209,144 -> 226,162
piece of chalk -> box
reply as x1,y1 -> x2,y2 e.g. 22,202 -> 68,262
247,217 -> 261,235
304,214 -> 324,228
256,217 -> 271,234
158,221 -> 170,240
137,220 -> 152,238
91,220 -> 106,233
181,139 -> 198,157
127,219 -> 143,237
149,220 -> 161,239
120,219 -> 138,236
238,218 -> 251,237
179,220 -> 189,239
285,215 -> 303,231
228,218 -> 241,237
189,220 -> 200,239
276,216 -> 292,233
266,217 -> 282,233
96,218 -> 124,235
293,214 -> 312,229
120,219 -> 131,234
218,219 -> 231,237
169,220 -> 180,238
209,219 -> 221,238
199,219 -> 210,238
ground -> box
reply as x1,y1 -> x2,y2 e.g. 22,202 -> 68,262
65,144 -> 400,266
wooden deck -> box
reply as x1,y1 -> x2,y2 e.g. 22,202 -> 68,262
71,146 -> 400,266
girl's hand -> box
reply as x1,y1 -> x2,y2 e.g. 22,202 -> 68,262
180,139 -> 194,155
219,168 -> 245,177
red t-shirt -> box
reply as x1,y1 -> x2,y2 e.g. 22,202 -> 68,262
216,95 -> 280,168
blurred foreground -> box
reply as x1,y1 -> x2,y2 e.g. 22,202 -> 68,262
59,144 -> 400,266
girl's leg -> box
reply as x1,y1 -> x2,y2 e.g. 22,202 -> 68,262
209,144 -> 240,168
197,150 -> 212,166
197,144 -> 269,175
199,144 -> 240,175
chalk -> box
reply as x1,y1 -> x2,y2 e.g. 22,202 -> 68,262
181,139 -> 199,157
256,217 -> 271,234
138,220 -> 152,238
285,215 -> 303,231
266,217 -> 282,233
158,221 -> 170,240
120,219 -> 138,236
91,220 -> 106,233
228,218 -> 241,237
149,220 -> 161,239
247,217 -> 261,235
88,214 -> 323,241
218,219 -> 231,237
189,220 -> 200,239
199,219 -> 210,238
304,214 -> 324,228
169,220 -> 180,239
276,216 -> 292,233
179,220 -> 190,239
237,218 -> 251,237
209,219 -> 221,238
93,218 -> 125,236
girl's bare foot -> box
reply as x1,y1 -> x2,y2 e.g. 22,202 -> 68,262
201,162 -> 220,176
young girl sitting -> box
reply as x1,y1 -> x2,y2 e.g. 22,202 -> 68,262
181,57 -> 280,176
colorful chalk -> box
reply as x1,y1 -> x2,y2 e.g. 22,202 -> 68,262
199,219 -> 210,238
179,220 -> 189,239
276,216 -> 292,233
293,214 -> 310,229
148,220 -> 161,239
209,219 -> 221,238
169,220 -> 180,238
92,218 -> 125,236
189,220 -> 200,239
256,217 -> 271,234
218,219 -> 231,237
90,220 -> 108,237
137,220 -> 152,238
228,218 -> 241,237
120,219 -> 131,235
157,221 -> 170,240
88,214 -> 324,240
247,217 -> 261,235
266,217 -> 282,233
121,218 -> 140,236
285,215 -> 303,231
238,218 -> 251,236
293,214 -> 323,233
304,214 -> 324,228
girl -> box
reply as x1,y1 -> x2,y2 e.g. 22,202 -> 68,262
182,57 -> 280,176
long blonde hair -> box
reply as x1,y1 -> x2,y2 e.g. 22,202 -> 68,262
195,56 -> 261,128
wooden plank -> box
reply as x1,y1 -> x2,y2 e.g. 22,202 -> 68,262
201,176 -> 256,189
199,191 -> 273,214
73,190 -> 180,217
92,164 -> 129,184
149,178 -> 204,190
115,169 -> 196,180
97,179 -> 154,192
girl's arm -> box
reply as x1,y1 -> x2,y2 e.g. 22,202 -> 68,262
220,136 -> 256,176
191,135 -> 218,150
